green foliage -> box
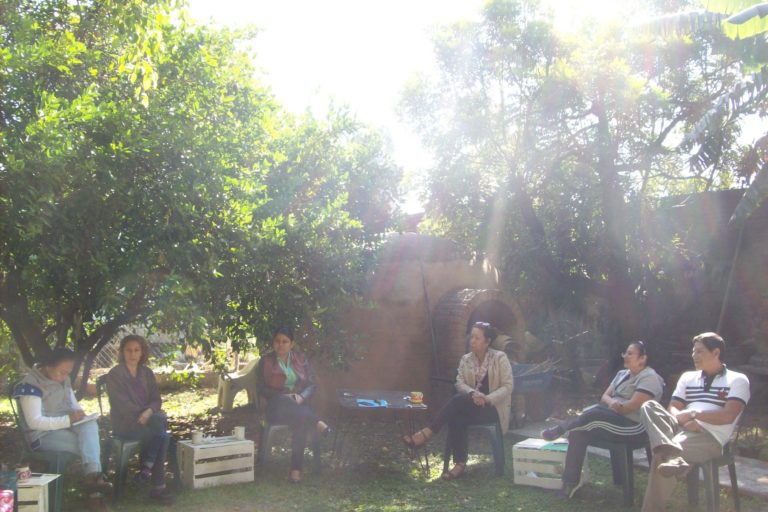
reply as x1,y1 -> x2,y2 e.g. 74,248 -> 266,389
0,0 -> 401,386
644,1 -> 768,222
402,0 -> 755,347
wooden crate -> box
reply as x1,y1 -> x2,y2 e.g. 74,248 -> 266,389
512,438 -> 589,490
179,437 -> 254,489
17,473 -> 59,512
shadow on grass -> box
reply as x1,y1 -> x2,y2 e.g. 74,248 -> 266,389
104,424 -> 765,512
4,389 -> 762,512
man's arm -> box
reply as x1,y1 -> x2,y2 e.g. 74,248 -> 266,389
670,395 -> 745,433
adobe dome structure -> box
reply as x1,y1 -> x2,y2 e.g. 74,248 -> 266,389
315,233 -> 526,412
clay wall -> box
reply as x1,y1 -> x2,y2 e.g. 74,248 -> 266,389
313,234 -> 499,413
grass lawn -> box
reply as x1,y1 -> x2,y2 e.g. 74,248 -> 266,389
2,388 -> 765,511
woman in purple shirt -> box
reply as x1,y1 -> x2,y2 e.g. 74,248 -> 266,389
106,335 -> 173,505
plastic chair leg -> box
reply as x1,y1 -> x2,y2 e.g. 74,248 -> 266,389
101,439 -> 113,473
704,460 -> 720,512
491,424 -> 504,476
115,443 -> 132,501
168,438 -> 182,492
608,447 -> 625,486
257,426 -> 272,465
728,462 -> 740,512
687,466 -> 701,506
51,456 -> 68,512
623,447 -> 635,507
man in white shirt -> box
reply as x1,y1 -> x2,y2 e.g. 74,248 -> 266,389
639,332 -> 750,512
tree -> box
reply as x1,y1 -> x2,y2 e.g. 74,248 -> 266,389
0,0 -> 401,390
402,0 -> 751,356
646,0 -> 768,224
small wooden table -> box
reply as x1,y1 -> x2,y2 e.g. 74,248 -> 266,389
17,473 -> 60,512
333,389 -> 430,474
178,437 -> 254,489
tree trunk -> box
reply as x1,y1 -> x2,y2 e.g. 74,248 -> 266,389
594,102 -> 642,352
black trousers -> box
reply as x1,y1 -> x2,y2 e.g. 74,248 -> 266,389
117,412 -> 170,486
266,394 -> 320,470
429,393 -> 499,465
562,404 -> 648,485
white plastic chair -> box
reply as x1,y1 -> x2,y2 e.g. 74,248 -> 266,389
217,357 -> 260,412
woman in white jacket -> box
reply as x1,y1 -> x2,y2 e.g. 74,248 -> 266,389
15,348 -> 111,512
401,322 -> 514,480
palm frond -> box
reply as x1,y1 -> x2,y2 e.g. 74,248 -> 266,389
723,2 -> 768,39
705,0 -> 762,14
639,10 -> 724,37
680,66 -> 768,172
640,2 -> 768,40
730,161 -> 768,225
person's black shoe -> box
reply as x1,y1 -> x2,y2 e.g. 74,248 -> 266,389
540,424 -> 564,441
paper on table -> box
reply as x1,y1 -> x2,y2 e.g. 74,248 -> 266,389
541,440 -> 568,452
71,412 -> 99,426
356,399 -> 388,408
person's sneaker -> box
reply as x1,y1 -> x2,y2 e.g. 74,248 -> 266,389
540,424 -> 564,441
85,492 -> 110,512
658,456 -> 691,478
149,487 -> 175,506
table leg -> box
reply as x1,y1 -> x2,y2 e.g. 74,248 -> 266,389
405,409 -> 430,477
331,405 -> 345,461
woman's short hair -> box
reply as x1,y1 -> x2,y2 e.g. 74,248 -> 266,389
39,348 -> 76,368
693,332 -> 726,360
472,322 -> 498,344
118,334 -> 150,366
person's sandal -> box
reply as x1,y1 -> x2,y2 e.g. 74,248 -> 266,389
401,428 -> 432,449
441,463 -> 466,480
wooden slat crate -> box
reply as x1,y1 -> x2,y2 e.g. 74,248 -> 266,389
512,438 -> 589,490
17,474 -> 59,512
179,437 -> 254,489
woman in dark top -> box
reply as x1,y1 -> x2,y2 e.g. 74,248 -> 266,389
106,334 -> 173,505
401,322 -> 514,480
257,327 -> 331,483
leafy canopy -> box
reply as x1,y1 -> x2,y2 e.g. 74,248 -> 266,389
0,0 -> 401,384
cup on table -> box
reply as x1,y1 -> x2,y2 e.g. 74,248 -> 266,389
409,391 -> 423,403
232,426 -> 246,441
15,465 -> 31,483
191,430 -> 203,444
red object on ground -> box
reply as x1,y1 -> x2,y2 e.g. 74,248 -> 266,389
0,489 -> 14,512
